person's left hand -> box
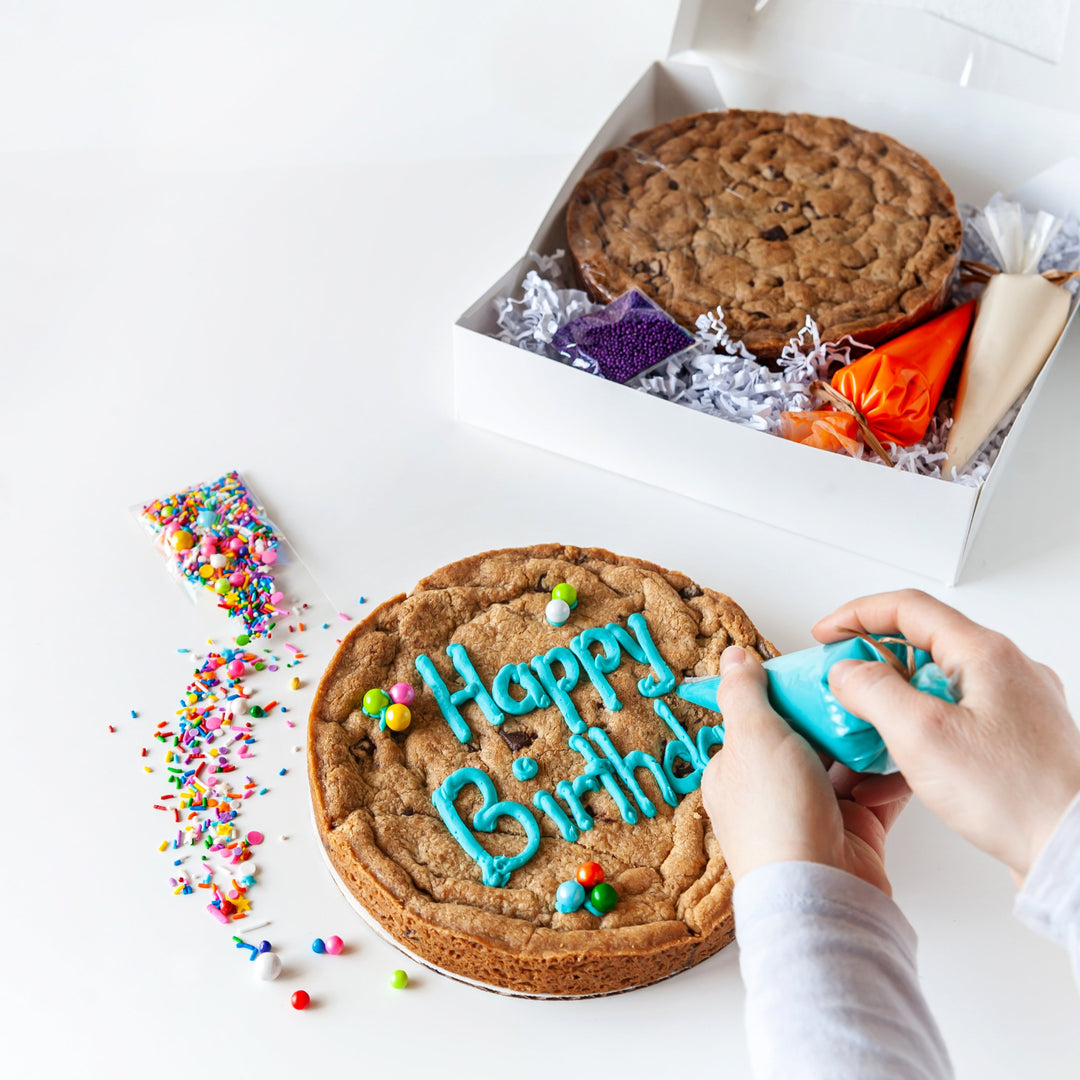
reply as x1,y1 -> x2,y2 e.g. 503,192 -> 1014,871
700,645 -> 911,895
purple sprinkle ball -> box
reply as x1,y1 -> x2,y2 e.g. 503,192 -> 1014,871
552,289 -> 694,383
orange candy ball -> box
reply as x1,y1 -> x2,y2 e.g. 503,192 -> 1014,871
576,861 -> 604,889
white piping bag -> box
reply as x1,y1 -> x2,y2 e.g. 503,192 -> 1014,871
944,198 -> 1077,475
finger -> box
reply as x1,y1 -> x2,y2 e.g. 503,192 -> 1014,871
1036,662 -> 1067,699
870,790 -> 911,834
828,657 -> 958,754
716,646 -> 788,744
828,762 -> 862,798
811,589 -> 980,670
851,772 -> 912,808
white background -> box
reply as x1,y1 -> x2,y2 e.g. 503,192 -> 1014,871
2,2 -> 1079,1078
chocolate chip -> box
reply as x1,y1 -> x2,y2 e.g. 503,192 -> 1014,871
750,311 -> 770,318
774,201 -> 792,212
668,180 -> 679,190
402,807 -> 414,816
672,759 -> 694,779
499,729 -> 536,752
465,741 -> 480,754
621,182 -> 629,194
680,583 -> 703,599
791,223 -> 810,234
760,225 -> 788,242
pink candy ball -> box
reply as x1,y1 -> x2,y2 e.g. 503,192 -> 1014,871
228,571 -> 245,586
227,659 -> 245,678
270,591 -> 284,605
325,935 -> 344,955
261,549 -> 278,565
229,537 -> 244,552
389,683 -> 415,706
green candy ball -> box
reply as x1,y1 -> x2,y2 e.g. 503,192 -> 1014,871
249,705 -> 265,718
552,583 -> 577,608
390,969 -> 409,989
214,579 -> 231,595
363,688 -> 390,717
235,633 -> 251,646
589,882 -> 618,913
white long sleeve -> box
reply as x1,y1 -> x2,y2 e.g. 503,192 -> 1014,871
1014,790 -> 1080,985
733,862 -> 952,1080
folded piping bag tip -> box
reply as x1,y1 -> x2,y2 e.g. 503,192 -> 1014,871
675,675 -> 723,712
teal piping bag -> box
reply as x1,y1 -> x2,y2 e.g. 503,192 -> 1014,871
675,635 -> 957,774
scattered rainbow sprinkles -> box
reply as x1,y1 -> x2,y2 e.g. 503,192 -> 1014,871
155,645 -> 278,923
141,472 -> 282,638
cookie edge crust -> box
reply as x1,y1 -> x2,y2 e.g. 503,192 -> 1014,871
308,543 -> 766,996
566,109 -> 962,359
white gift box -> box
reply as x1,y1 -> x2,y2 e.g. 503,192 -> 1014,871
453,0 -> 1080,583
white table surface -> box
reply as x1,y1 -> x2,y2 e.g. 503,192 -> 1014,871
3,3 -> 1079,1078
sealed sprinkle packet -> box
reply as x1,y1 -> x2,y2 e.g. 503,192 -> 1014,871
551,288 -> 696,383
676,634 -> 957,775
136,471 -> 325,640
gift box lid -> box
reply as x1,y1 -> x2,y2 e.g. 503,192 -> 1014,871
670,0 -> 1079,118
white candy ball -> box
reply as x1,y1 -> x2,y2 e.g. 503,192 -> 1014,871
546,599 -> 571,626
209,553 -> 227,568
253,951 -> 282,981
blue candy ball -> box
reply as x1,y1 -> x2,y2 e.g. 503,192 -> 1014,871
555,879 -> 586,914
312,938 -> 326,954
258,940 -> 272,953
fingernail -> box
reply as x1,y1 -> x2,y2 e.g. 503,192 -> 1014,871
720,646 -> 746,673
829,659 -> 860,689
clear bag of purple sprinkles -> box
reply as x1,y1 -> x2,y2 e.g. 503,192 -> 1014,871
551,288 -> 697,383
133,470 -> 333,641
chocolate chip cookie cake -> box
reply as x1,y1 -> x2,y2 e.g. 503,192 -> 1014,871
566,110 -> 962,359
308,544 -> 776,997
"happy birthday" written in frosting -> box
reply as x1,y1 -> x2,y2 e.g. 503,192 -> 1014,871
413,613 -> 722,887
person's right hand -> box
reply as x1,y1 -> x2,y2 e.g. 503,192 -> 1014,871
814,590 -> 1080,882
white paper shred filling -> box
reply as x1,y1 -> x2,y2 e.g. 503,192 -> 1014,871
492,201 -> 1079,486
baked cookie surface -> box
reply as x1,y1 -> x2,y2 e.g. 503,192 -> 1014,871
566,110 -> 962,359
309,544 -> 776,996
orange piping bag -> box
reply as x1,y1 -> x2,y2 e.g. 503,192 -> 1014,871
780,300 -> 975,462
830,299 -> 975,447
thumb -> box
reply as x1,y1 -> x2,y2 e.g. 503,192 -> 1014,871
829,658 -> 952,756
717,646 -> 788,744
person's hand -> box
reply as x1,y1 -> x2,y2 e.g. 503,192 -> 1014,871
815,589 -> 1080,882
701,646 -> 910,895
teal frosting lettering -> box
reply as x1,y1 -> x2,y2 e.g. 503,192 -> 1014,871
555,774 -> 599,831
533,789 -> 579,842
492,662 -> 551,716
414,654 -> 473,743
512,756 -> 538,782
431,767 -> 540,887
697,723 -> 724,761
414,644 -> 505,744
587,727 -> 676,816
568,627 -> 624,712
568,733 -> 638,825
654,698 -> 709,794
626,613 -> 676,697
529,647 -> 585,735
605,614 -> 676,698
